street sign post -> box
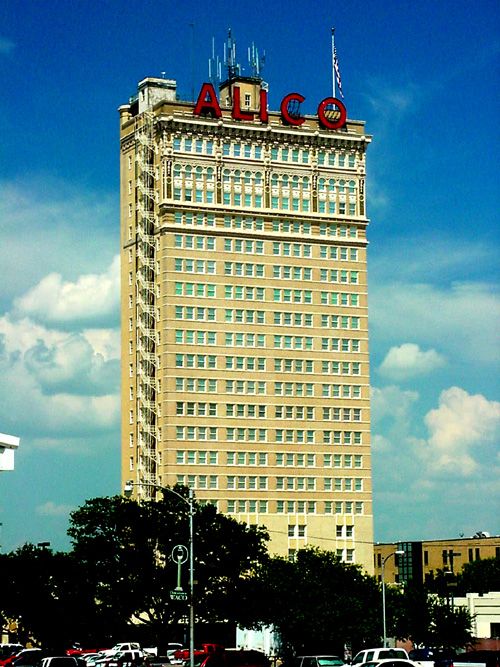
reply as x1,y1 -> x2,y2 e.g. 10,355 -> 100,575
170,590 -> 188,601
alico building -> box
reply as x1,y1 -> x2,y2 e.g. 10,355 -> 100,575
119,67 -> 374,570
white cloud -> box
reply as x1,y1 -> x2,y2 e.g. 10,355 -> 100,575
24,334 -> 119,396
379,343 -> 445,379
421,386 -> 500,477
15,255 -> 120,328
370,281 -> 500,365
36,501 -> 74,517
372,385 -> 500,540
0,312 -> 120,448
371,385 -> 419,426
0,179 -> 117,307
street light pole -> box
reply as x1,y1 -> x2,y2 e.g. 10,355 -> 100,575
124,481 -> 194,667
382,549 -> 404,648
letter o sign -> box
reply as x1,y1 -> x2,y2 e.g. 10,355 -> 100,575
317,97 -> 347,130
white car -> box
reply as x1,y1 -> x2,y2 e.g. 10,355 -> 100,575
98,646 -> 141,658
359,660 -> 419,667
353,651 -> 409,666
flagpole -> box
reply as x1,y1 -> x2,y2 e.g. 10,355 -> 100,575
331,27 -> 336,98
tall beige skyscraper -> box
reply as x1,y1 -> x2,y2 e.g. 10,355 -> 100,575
119,65 -> 374,570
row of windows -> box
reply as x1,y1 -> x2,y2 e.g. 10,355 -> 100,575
224,308 -> 265,324
169,212 -> 362,241
224,285 -> 265,300
173,136 -> 215,155
174,258 -> 216,274
321,270 -> 359,284
227,476 -> 269,490
174,234 -> 216,250
224,262 -> 265,277
175,376 -> 368,402
171,137 -> 358,168
173,472 -> 364,493
273,312 -> 313,327
175,329 -> 216,345
276,477 -> 364,492
222,142 -> 263,159
174,402 -> 364,419
172,331 -> 363,356
174,306 -> 216,321
181,322 -> 376,344
173,211 -> 216,227
171,337 -> 361,355
172,376 -> 367,400
160,494 -> 365,517
273,265 -> 312,280
172,263 -> 361,284
172,283 -> 363,304
175,426 -> 364,444
174,282 -> 216,298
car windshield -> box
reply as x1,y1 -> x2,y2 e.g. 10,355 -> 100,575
318,659 -> 344,667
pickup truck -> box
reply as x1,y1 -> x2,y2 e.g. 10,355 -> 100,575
409,649 -> 488,667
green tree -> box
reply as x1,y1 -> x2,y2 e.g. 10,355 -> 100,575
455,557 -> 500,595
247,547 -> 381,657
391,580 -> 432,646
0,544 -> 95,647
67,489 -> 269,641
391,581 -> 474,650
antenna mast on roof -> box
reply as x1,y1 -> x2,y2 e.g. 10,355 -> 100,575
224,28 -> 240,81
208,36 -> 222,88
247,42 -> 265,79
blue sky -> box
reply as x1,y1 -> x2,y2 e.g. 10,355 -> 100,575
0,0 -> 499,553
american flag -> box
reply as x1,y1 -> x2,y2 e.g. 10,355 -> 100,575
333,46 -> 344,98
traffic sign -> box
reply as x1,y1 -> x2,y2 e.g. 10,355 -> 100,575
170,590 -> 188,601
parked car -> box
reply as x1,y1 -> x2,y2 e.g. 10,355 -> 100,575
99,647 -> 141,659
165,646 -> 183,663
95,650 -> 145,667
182,648 -> 270,667
40,658 -> 86,667
225,650 -> 270,667
353,651 -> 409,666
11,650 -> 44,667
294,657 -> 345,667
433,652 -> 488,667
0,650 -> 41,667
360,659 -> 419,667
0,647 -> 24,661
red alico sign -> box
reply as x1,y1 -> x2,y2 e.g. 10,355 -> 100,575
193,82 -> 347,130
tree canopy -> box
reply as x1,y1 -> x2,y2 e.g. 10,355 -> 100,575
67,489 -> 269,638
0,489 -> 477,653
245,547 -> 382,657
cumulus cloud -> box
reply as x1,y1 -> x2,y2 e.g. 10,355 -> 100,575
24,334 -> 119,395
36,501 -> 74,517
421,387 -> 500,477
0,313 -> 120,447
372,385 -> 500,540
370,281 -> 500,365
14,255 -> 120,328
379,343 -> 445,379
371,384 -> 419,426
0,179 -> 117,308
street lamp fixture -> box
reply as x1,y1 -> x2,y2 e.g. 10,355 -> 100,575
124,480 -> 194,667
382,549 -> 405,648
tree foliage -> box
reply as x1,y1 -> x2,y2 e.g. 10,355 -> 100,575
0,544 -> 95,647
67,489 -> 269,640
245,548 -> 382,657
0,492 -> 479,652
455,557 -> 500,595
391,580 -> 474,650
